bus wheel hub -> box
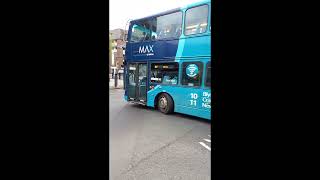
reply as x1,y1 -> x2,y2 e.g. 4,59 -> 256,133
159,97 -> 167,108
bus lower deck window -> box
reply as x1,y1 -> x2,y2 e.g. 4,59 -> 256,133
151,63 -> 179,85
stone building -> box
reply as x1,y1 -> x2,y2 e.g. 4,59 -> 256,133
109,29 -> 128,71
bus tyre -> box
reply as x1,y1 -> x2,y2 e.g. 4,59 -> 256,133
157,93 -> 174,114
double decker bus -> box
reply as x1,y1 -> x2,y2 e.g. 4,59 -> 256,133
124,0 -> 211,120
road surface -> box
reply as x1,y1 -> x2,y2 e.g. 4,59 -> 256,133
110,89 -> 211,180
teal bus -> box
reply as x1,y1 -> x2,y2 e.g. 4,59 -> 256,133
124,0 -> 211,120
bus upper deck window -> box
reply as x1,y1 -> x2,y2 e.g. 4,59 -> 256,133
185,5 -> 209,35
154,11 -> 182,40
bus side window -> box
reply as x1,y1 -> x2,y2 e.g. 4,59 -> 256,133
206,61 -> 211,87
131,25 -> 144,42
130,20 -> 153,42
175,26 -> 182,37
151,63 -> 179,85
184,5 -> 209,35
154,11 -> 182,40
181,62 -> 203,87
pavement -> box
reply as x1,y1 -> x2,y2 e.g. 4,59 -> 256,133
110,89 -> 211,180
109,78 -> 124,89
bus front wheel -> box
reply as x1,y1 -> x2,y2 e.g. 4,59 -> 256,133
157,93 -> 174,114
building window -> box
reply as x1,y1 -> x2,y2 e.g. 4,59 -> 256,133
181,62 -> 203,87
151,11 -> 182,40
151,63 -> 179,85
205,61 -> 211,87
185,5 -> 209,35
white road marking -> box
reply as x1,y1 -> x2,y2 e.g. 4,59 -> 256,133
203,139 -> 211,142
199,142 -> 211,151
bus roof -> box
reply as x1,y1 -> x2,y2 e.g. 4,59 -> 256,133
130,0 -> 210,23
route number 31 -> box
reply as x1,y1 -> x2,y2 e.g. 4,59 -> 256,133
190,93 -> 198,106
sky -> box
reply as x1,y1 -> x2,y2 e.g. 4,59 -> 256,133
109,0 -> 201,30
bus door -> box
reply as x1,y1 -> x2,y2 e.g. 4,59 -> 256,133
128,63 -> 147,103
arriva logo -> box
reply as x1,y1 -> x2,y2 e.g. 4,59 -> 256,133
138,45 -> 154,56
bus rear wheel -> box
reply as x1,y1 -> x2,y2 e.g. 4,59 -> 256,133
157,93 -> 174,114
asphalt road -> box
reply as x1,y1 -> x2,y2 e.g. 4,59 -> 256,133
110,89 -> 211,180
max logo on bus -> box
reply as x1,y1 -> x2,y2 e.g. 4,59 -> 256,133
138,45 -> 154,56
